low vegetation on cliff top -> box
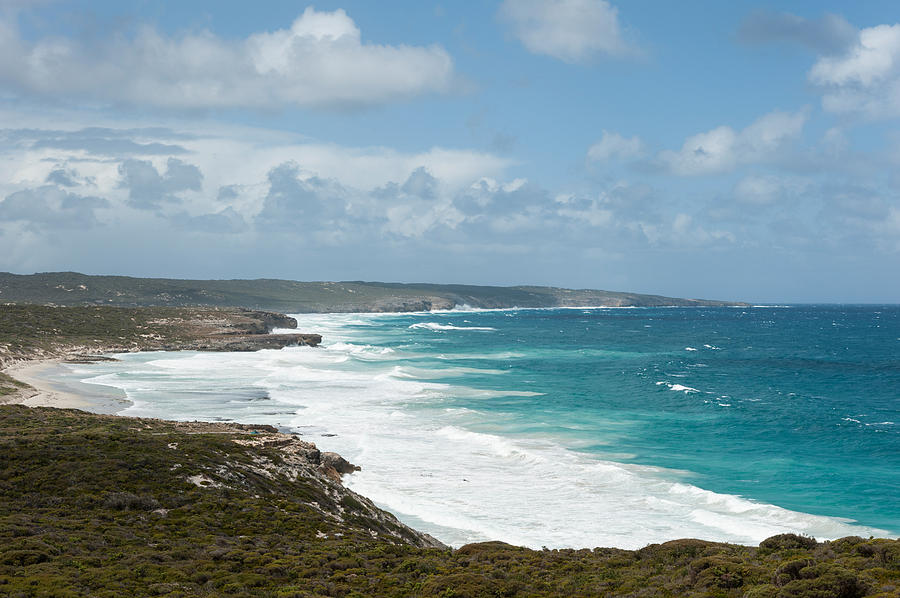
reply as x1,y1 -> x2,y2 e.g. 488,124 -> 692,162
0,271 -> 743,312
1,405 -> 898,598
0,304 -> 306,372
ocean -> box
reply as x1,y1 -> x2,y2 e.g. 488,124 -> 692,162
57,305 -> 899,550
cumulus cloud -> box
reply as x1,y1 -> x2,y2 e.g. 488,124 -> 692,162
658,109 -> 808,175
809,23 -> 900,118
587,130 -> 645,161
738,11 -> 857,54
0,185 -> 108,228
0,7 -> 455,109
374,167 -> 465,238
45,168 -> 79,187
256,161 -> 353,233
118,158 -> 202,210
498,0 -> 637,63
0,112 -> 816,286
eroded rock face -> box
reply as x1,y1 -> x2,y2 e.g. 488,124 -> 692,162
176,333 -> 322,352
321,452 -> 360,474
319,451 -> 362,482
208,424 -> 444,549
228,309 -> 298,334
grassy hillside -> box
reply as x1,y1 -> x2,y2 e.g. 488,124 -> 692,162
0,272 -> 745,312
2,405 -> 898,597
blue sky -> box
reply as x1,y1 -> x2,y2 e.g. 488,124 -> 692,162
1,0 -> 899,302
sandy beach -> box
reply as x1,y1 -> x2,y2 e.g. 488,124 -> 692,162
1,358 -> 131,414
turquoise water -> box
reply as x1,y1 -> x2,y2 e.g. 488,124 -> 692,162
64,305 -> 899,549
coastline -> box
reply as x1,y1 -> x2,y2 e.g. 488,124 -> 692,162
2,305 -> 897,551
1,357 -> 131,414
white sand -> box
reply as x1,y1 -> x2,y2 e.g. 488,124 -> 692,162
2,358 -> 131,414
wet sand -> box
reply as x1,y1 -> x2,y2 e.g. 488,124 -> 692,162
2,358 -> 131,414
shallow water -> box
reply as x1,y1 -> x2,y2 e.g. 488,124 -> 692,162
61,305 -> 899,549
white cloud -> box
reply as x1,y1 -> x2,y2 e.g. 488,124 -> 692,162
555,196 -> 613,227
670,213 -> 735,245
0,7 -> 455,109
0,111 -> 513,218
809,23 -> 900,118
0,185 -> 108,228
734,175 -> 781,205
658,109 -> 808,175
810,24 -> 900,87
498,0 -> 637,63
118,158 -> 203,210
733,174 -> 808,205
381,173 -> 466,238
0,111 -> 516,244
587,130 -> 645,161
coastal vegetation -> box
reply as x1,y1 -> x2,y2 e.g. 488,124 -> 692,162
2,404 -> 898,597
0,304 -> 315,369
1,304 -> 897,596
0,271 -> 745,312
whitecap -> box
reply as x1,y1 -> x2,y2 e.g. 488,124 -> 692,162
657,381 -> 700,393
59,309 -> 894,551
670,384 -> 700,393
409,322 -> 497,331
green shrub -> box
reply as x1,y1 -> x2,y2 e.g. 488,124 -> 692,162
418,572 -> 499,597
760,534 -> 818,553
2,405 -> 898,597
780,563 -> 868,598
102,492 -> 160,511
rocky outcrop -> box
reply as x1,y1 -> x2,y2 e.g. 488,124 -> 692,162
320,451 -> 362,481
162,333 -> 321,352
0,306 -> 319,371
193,420 -> 444,549
363,296 -> 457,313
223,309 -> 298,334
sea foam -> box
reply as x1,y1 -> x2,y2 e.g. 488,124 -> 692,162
66,311 -> 893,550
409,322 -> 497,331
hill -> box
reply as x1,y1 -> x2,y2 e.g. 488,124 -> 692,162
0,272 -> 745,312
2,405 -> 897,597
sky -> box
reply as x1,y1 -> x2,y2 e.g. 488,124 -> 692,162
0,1 -> 899,303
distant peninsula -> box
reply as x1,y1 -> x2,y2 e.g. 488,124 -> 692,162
0,272 -> 747,313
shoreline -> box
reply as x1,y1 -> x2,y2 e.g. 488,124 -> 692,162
3,307 -> 897,549
4,342 -> 898,550
1,357 -> 132,414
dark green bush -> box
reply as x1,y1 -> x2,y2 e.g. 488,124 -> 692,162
779,563 -> 868,598
760,534 -> 818,553
102,492 -> 160,511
